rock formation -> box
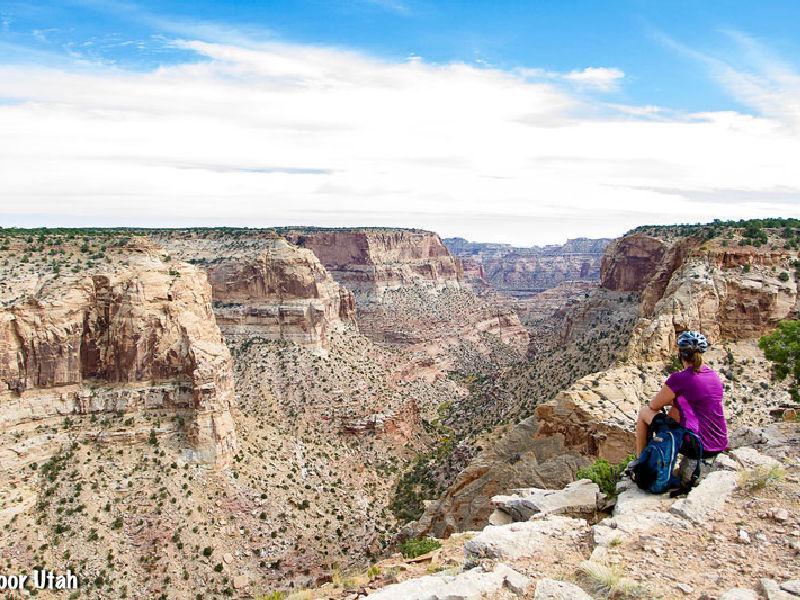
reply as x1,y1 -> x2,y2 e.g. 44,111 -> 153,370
283,228 -> 529,369
285,228 -> 463,305
445,237 -> 610,297
534,228 -> 800,464
153,231 -> 355,349
0,236 -> 236,468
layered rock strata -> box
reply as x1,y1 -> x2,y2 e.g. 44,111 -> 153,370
154,232 -> 355,349
445,237 -> 610,297
535,229 -> 800,463
285,228 -> 463,305
0,237 -> 236,467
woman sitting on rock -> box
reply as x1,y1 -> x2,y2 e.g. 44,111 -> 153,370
634,330 -> 729,479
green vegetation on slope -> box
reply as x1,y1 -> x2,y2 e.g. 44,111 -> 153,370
759,319 -> 800,400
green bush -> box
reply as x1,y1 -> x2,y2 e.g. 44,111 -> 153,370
575,454 -> 634,497
399,537 -> 441,559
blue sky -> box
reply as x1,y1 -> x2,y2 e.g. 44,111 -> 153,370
1,1 -> 800,243
4,0 -> 800,111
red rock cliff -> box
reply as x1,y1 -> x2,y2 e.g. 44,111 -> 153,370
0,238 -> 236,466
284,229 -> 463,303
154,233 -> 356,348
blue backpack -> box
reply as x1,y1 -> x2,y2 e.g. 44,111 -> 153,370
632,413 -> 703,494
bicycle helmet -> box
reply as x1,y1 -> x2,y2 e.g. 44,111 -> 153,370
676,330 -> 709,353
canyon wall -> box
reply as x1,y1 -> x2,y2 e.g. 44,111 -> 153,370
420,224 -> 800,536
285,228 -> 463,304
535,229 -> 800,463
154,232 -> 355,349
445,237 -> 610,297
0,237 -> 236,468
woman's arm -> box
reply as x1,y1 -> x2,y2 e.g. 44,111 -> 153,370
649,384 -> 676,411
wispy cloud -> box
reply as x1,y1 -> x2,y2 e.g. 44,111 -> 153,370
655,29 -> 800,130
359,0 -> 411,15
0,31 -> 799,243
519,66 -> 625,93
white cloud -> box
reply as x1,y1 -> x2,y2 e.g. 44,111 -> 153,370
0,38 -> 799,245
518,66 -> 625,92
562,67 -> 625,91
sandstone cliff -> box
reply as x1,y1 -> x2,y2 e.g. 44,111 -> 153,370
419,223 -> 800,537
445,237 -> 610,297
285,228 -> 463,304
153,231 -> 356,349
535,227 -> 799,463
0,236 -> 236,468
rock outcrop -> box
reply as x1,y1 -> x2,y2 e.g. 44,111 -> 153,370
445,237 -> 610,297
0,237 -> 236,467
285,228 -> 463,305
154,231 -> 355,349
534,227 -> 800,465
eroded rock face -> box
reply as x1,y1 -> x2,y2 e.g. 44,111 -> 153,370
416,417 -> 587,537
0,238 -> 236,466
154,232 -> 355,349
285,229 -> 463,304
600,234 -> 669,293
446,237 -> 610,297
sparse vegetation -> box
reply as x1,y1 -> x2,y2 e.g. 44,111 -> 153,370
399,537 -> 441,559
739,465 -> 785,490
575,454 -> 635,497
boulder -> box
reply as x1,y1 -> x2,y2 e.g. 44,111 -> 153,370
719,589 -> 758,600
464,516 -> 587,566
730,447 -> 780,470
366,563 -> 530,599
670,471 -> 738,524
492,479 -> 600,522
729,427 -> 768,449
761,579 -> 795,600
534,579 -> 593,599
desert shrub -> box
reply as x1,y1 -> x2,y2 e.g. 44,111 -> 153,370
399,537 -> 441,559
575,454 -> 634,497
739,465 -> 785,490
760,320 -> 800,399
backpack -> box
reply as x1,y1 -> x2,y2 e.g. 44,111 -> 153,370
632,413 -> 703,495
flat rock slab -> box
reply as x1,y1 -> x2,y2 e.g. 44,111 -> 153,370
731,447 -> 781,469
782,580 -> 800,595
592,510 -> 685,547
534,578 -> 593,599
492,479 -> 600,521
720,589 -> 758,600
761,578 -> 796,600
465,516 -> 587,565
613,480 -> 676,517
367,563 -> 530,600
670,470 -> 738,524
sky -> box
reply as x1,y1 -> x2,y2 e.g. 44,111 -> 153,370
1,1 -> 800,245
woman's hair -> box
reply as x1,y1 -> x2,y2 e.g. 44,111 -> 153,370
680,348 -> 703,372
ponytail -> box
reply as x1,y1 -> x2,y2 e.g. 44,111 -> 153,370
680,349 -> 703,372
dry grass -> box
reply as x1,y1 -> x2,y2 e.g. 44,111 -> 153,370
739,465 -> 785,490
578,561 -> 648,599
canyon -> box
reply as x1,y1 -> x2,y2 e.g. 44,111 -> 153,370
1,220 -> 799,599
444,237 -> 610,298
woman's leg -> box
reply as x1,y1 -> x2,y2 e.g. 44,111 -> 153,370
635,406 -> 657,455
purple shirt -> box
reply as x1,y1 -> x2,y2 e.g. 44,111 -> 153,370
666,365 -> 728,453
